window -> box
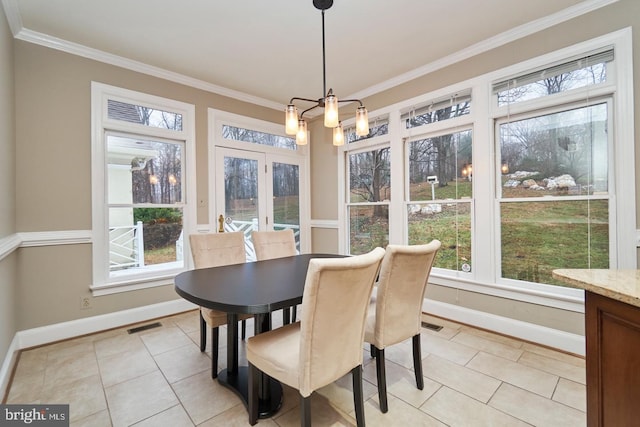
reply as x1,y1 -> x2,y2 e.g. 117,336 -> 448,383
92,83 -> 195,294
494,48 -> 613,106
497,102 -> 611,286
339,30 -> 634,310
347,145 -> 390,254
407,129 -> 473,272
222,124 -> 296,150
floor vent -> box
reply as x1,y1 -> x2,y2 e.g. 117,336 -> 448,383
421,321 -> 443,332
127,322 -> 162,334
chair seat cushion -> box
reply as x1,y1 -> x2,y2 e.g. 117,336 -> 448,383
201,307 -> 252,328
247,322 -> 300,390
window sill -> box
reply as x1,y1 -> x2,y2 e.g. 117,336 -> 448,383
91,270 -> 181,296
429,272 -> 585,313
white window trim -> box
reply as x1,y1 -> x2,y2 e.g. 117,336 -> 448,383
90,82 -> 196,295
338,28 -> 635,312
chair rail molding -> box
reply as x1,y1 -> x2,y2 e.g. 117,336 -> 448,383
310,219 -> 339,229
0,234 -> 21,261
0,230 -> 92,261
18,230 -> 92,247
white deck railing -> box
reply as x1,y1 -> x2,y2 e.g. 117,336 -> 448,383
110,219 -> 298,269
224,219 -> 300,261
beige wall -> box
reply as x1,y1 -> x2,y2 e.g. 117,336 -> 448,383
310,0 -> 639,334
0,5 -> 17,366
12,41 -> 281,330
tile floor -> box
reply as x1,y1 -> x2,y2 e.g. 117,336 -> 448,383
4,310 -> 586,426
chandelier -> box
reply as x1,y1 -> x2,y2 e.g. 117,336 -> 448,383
284,0 -> 369,146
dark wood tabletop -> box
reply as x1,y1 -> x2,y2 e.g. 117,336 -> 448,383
174,253 -> 344,315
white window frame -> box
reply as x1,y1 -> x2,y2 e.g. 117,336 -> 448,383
339,28 -> 635,312
91,82 -> 196,295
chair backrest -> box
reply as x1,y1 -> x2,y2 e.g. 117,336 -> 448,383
251,229 -> 297,261
373,240 -> 441,347
298,247 -> 385,397
189,232 -> 246,269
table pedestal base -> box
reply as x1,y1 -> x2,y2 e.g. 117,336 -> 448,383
218,367 -> 283,418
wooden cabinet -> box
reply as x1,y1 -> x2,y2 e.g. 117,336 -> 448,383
585,291 -> 640,427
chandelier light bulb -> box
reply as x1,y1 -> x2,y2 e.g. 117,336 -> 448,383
355,106 -> 369,136
324,92 -> 339,128
333,122 -> 345,146
296,119 -> 308,145
285,105 -> 299,135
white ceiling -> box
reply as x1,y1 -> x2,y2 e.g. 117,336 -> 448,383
4,0 -> 611,109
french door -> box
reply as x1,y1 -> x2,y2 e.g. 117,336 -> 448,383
214,147 -> 303,259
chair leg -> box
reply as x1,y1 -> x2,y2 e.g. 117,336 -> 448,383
412,334 -> 424,390
211,326 -> 219,379
283,307 -> 291,325
375,347 -> 388,413
248,362 -> 259,425
199,312 -> 206,352
292,305 -> 297,322
351,365 -> 365,427
300,394 -> 311,427
370,343 -> 376,358
241,319 -> 246,340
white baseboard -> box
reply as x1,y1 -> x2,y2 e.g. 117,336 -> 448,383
0,334 -> 20,401
423,299 -> 585,356
16,298 -> 197,350
1,298 -> 197,400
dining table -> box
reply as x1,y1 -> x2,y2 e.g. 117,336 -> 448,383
174,252 -> 345,418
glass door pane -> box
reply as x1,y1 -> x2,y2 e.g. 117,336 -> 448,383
215,148 -> 266,260
271,161 -> 301,252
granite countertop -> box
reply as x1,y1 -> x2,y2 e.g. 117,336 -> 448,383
552,269 -> 640,307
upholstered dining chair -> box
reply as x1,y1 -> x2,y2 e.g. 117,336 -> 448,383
251,229 -> 298,323
364,240 -> 441,413
189,231 -> 253,378
247,247 -> 386,427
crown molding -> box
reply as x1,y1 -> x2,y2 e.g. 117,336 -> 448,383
11,27 -> 283,112
2,0 -> 620,117
349,0 -> 620,101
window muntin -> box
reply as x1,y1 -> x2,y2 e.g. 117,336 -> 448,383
499,103 -> 608,198
222,124 -> 296,150
494,49 -> 613,106
107,99 -> 183,130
